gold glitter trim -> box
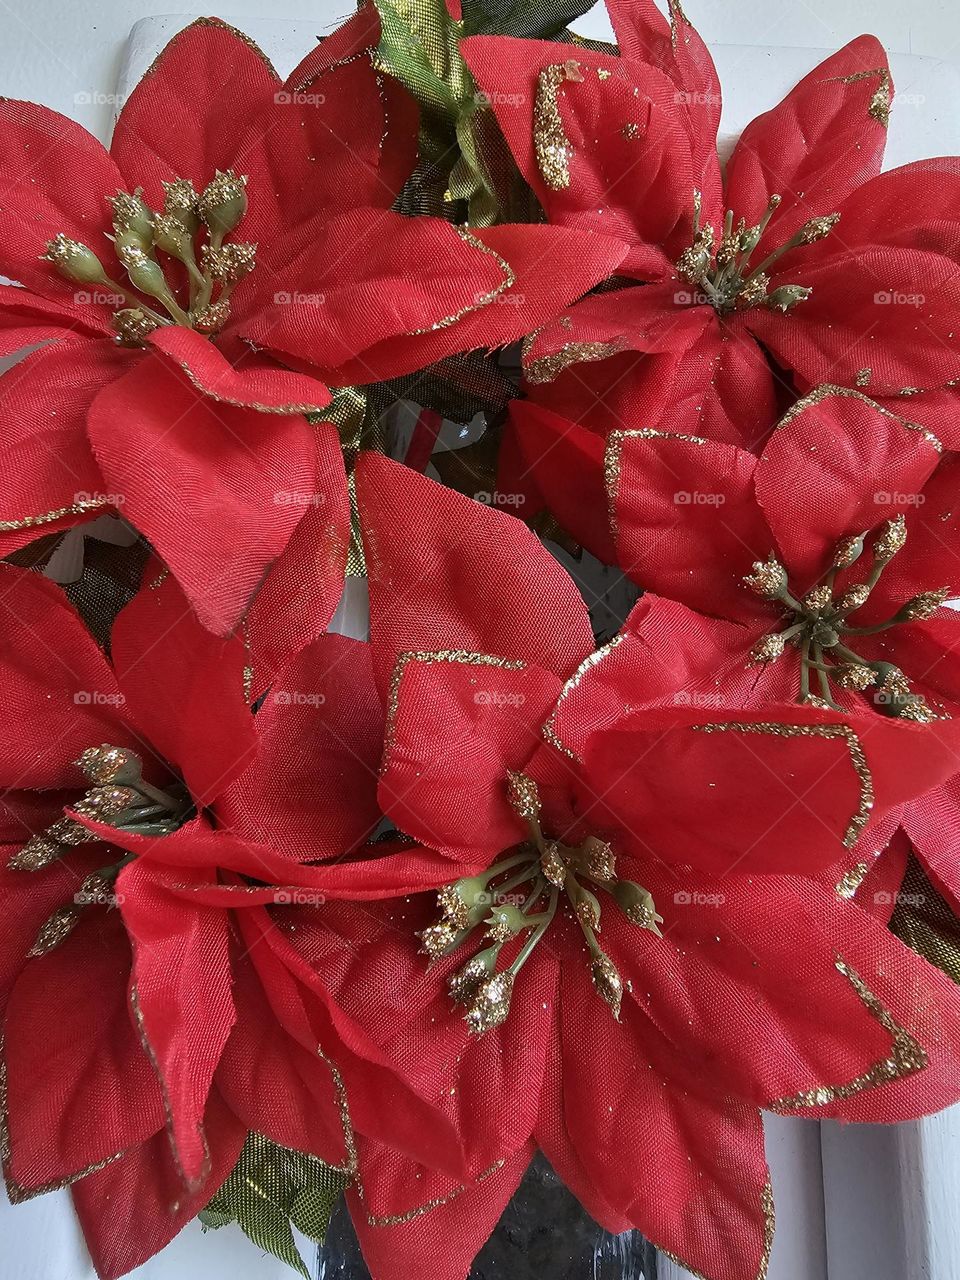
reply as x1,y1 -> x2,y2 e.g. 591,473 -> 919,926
693,721 -> 874,849
534,61 -> 582,190
0,1037 -> 126,1203
170,356 -> 324,416
240,617 -> 254,704
659,1181 -> 774,1280
775,384 -> 942,452
315,1047 -> 359,1177
141,17 -> 279,81
524,338 -> 624,385
542,635 -> 625,760
384,651 -> 527,772
0,497 -> 111,532
829,66 -> 892,126
406,229 -> 517,334
770,957 -> 927,1110
836,860 -> 871,900
604,427 -> 709,544
360,1159 -> 507,1227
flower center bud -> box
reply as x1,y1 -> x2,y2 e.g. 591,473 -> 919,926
419,770 -> 663,1034
675,191 -> 839,316
9,744 -> 194,955
743,516 -> 950,722
43,173 -> 257,347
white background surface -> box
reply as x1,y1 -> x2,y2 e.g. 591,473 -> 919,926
1,1 -> 960,1279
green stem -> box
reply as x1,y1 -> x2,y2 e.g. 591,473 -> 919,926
508,885 -> 558,977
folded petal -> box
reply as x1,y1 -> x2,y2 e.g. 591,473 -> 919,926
118,859 -> 237,1188
218,634 -> 384,860
148,325 -> 330,414
3,911 -> 164,1192
111,572 -> 258,806
357,452 -> 594,690
0,339 -> 123,556
110,18 -> 279,209
87,348 -> 318,635
247,212 -> 627,386
0,566 -> 127,788
903,777 -> 960,913
725,37 -> 891,257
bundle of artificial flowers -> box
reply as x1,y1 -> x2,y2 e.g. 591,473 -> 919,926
1,3 -> 960,1278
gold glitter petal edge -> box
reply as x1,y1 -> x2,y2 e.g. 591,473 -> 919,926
524,338 -> 624,385
828,66 -> 892,126
0,498 -> 111,532
405,230 -> 516,335
769,958 -> 927,1111
542,634 -> 625,761
693,721 -> 874,849
384,651 -> 527,774
172,358 -> 325,416
776,383 -> 942,452
360,1159 -> 507,1228
534,61 -> 582,190
0,1038 -> 126,1203
141,17 -> 279,81
836,859 -> 871,900
604,427 -> 709,544
658,1182 -> 775,1280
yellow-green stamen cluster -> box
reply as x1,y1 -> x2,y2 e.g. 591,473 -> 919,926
42,172 -> 256,346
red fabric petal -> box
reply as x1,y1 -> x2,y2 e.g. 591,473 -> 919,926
242,435 -> 351,693
147,326 -> 330,414
358,452 -> 594,690
110,572 -> 258,806
71,1089 -> 245,1280
0,566 -> 128,788
378,656 -> 561,861
904,777 -> 960,912
725,37 -> 891,256
3,911 -> 164,1190
348,1142 -> 532,1280
118,859 -> 237,1188
754,387 -> 942,591
247,212 -> 627,386
110,18 -> 279,210
0,283 -> 110,346
218,633 -> 385,860
87,348 -> 318,635
747,246 -> 960,394
462,36 -> 698,266
240,8 -> 418,248
0,100 -> 123,303
0,339 -> 123,557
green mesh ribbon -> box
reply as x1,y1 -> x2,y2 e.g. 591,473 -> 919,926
890,855 -> 960,987
199,1132 -> 347,1277
374,0 -> 600,224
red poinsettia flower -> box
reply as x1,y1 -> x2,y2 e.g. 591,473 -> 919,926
0,566 -> 471,1277
462,3 -> 960,448
507,383 -> 960,777
337,451 -> 960,1280
0,9 -> 626,634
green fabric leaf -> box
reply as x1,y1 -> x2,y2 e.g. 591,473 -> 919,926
199,1131 -> 347,1278
461,0 -> 599,40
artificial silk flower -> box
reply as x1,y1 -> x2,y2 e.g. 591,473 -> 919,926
335,450 -> 960,1280
0,565 -> 473,1275
0,9 -> 626,634
462,3 -> 960,447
